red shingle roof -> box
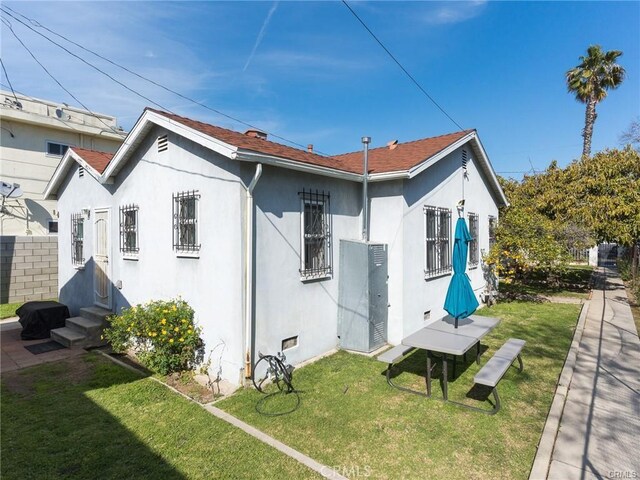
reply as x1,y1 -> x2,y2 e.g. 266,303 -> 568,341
71,147 -> 114,174
146,108 -> 358,173
147,108 -> 472,175
333,130 -> 475,174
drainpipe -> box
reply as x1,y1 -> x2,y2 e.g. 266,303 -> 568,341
361,136 -> 371,241
244,163 -> 262,380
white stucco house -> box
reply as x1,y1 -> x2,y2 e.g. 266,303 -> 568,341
44,108 -> 507,385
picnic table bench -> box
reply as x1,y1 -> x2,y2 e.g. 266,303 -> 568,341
469,338 -> 525,415
377,316 -> 526,414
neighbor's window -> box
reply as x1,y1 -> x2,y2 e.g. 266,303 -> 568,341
46,141 -> 69,157
173,191 -> 200,252
488,216 -> 497,250
71,212 -> 84,266
424,206 -> 451,278
119,204 -> 139,256
299,189 -> 332,279
468,212 -> 479,268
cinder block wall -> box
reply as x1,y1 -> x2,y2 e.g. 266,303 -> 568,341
1,236 -> 58,304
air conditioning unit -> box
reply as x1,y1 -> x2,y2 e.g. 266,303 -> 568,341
337,240 -> 388,352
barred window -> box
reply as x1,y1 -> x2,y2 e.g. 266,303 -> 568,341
468,212 -> 479,267
299,189 -> 332,280
173,191 -> 200,252
71,213 -> 84,266
488,216 -> 497,250
424,206 -> 451,278
120,204 -> 139,255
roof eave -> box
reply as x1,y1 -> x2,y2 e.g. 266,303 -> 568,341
100,110 -> 238,183
234,150 -> 363,182
468,133 -> 509,207
43,149 -> 103,199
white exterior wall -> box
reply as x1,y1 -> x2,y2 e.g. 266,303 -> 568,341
400,146 -> 500,339
252,165 -> 361,367
57,127 -> 246,384
1,92 -> 122,236
368,180 -> 404,345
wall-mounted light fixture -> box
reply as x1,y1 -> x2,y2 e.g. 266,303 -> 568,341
81,208 -> 90,219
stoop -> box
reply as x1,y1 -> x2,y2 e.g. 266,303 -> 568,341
50,306 -> 112,348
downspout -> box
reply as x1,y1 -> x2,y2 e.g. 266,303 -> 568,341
361,136 -> 371,241
244,163 -> 262,380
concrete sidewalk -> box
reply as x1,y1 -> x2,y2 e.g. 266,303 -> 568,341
547,266 -> 640,479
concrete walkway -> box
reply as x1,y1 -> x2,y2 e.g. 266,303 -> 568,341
547,266 -> 640,479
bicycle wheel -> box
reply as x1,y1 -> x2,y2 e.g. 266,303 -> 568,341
252,355 -> 288,394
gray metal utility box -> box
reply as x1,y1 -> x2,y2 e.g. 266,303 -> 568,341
337,239 -> 388,352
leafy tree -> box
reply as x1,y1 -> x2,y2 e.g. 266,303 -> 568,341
564,147 -> 640,276
486,176 -> 572,281
566,45 -> 625,158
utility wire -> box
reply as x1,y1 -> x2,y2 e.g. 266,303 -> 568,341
1,9 -> 173,113
0,81 -> 88,135
1,17 -> 125,138
0,57 -> 20,105
2,5 -> 327,155
341,0 -> 464,131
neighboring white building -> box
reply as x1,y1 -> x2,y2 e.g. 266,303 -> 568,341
45,108 -> 508,385
0,90 -> 125,236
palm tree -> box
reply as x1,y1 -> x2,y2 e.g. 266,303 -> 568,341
566,45 -> 625,158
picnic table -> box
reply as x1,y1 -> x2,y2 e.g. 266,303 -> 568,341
400,315 -> 500,400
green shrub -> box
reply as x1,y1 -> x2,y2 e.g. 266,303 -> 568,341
103,299 -> 205,375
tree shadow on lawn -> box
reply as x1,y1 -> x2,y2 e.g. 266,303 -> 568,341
1,354 -> 185,480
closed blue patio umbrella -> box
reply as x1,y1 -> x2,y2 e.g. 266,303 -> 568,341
444,217 -> 480,328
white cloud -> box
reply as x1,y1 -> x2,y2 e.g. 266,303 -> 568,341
425,1 -> 487,25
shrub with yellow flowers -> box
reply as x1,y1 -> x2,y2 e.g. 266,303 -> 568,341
103,298 -> 205,375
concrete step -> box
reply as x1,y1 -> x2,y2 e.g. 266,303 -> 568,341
50,327 -> 87,347
79,306 -> 113,325
66,316 -> 104,335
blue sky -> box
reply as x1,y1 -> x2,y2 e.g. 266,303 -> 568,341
1,1 -> 638,178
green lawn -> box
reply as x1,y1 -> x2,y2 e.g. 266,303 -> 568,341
1,353 -> 320,479
219,302 -> 582,480
500,265 -> 593,299
0,301 -> 22,319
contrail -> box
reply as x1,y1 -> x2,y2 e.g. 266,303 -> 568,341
243,1 -> 279,72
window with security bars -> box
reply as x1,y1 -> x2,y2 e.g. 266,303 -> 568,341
488,216 -> 497,250
468,212 -> 479,267
71,213 -> 84,266
299,189 -> 332,279
119,205 -> 139,255
173,191 -> 200,252
424,206 -> 451,278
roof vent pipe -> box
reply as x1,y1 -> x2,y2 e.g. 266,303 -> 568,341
362,136 -> 371,241
307,144 -> 313,153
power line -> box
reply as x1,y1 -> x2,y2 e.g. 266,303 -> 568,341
341,0 -> 464,131
1,5 -> 328,155
0,57 -> 20,105
1,17 -> 125,138
1,8 -> 173,113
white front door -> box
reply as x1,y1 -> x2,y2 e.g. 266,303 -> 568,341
94,209 -> 111,309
